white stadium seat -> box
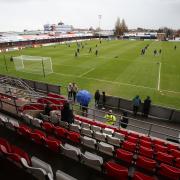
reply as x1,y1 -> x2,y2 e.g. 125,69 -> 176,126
97,142 -> 114,156
56,170 -> 77,180
81,136 -> 97,149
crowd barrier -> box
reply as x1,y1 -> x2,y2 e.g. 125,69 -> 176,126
98,95 -> 180,123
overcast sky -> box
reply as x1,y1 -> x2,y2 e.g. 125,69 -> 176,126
0,0 -> 180,32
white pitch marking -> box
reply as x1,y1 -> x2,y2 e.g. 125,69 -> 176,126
157,62 -> 161,91
78,68 -> 95,77
53,71 -> 180,94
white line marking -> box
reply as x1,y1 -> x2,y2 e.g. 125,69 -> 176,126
78,68 -> 95,77
157,62 -> 161,91
52,72 -> 180,94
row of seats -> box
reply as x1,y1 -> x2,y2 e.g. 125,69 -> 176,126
20,113 -> 180,169
75,115 -> 180,150
0,137 -> 77,180
1,113 -> 180,180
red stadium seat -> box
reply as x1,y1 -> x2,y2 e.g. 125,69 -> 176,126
129,132 -> 140,139
67,131 -> 81,143
54,126 -> 68,138
45,136 -> 61,152
122,141 -> 136,152
41,122 -> 54,133
139,146 -> 154,159
17,124 -> 31,138
11,145 -> 31,165
126,136 -> 138,144
156,152 -> 174,165
116,148 -> 133,165
30,131 -> 45,145
171,149 -> 180,158
139,140 -> 152,148
0,138 -> 12,153
175,158 -> 180,169
167,143 -> 179,151
136,156 -> 156,172
154,144 -> 168,153
158,163 -> 180,180
119,129 -> 129,137
133,171 -> 156,180
104,161 -> 128,180
141,136 -> 152,142
153,139 -> 165,146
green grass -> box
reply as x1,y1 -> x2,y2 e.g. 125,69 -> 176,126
0,40 -> 180,109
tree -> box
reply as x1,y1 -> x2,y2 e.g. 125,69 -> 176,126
121,19 -> 128,33
115,17 -> 128,37
115,17 -> 122,37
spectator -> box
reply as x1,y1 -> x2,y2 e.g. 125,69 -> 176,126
81,102 -> 89,117
44,103 -> 52,116
61,102 -> 74,124
104,110 -> 116,125
142,96 -> 151,117
72,83 -> 78,102
94,90 -> 100,107
120,111 -> 128,129
102,91 -> 106,110
67,83 -> 72,100
132,95 -> 141,116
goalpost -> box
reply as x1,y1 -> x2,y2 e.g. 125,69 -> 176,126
13,55 -> 53,76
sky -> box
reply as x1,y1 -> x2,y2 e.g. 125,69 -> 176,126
0,0 -> 180,32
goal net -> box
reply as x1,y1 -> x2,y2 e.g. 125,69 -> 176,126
13,55 -> 53,75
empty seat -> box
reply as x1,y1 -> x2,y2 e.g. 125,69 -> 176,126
54,126 -> 68,138
119,129 -> 129,137
11,145 -> 31,166
81,122 -> 90,129
91,125 -> 101,132
61,143 -> 81,161
30,132 -> 45,144
154,144 -> 168,153
0,138 -> 12,153
41,122 -> 54,133
126,136 -> 138,144
133,171 -> 156,180
139,140 -> 152,148
45,136 -> 61,153
141,136 -> 152,142
81,136 -> 96,149
107,136 -> 120,146
17,125 -> 31,138
67,131 -> 81,143
5,121 -> 16,131
56,170 -> 77,180
31,156 -> 54,180
116,148 -> 133,165
156,152 -> 174,165
153,139 -> 165,146
175,158 -> 180,168
97,142 -> 114,156
93,131 -> 106,142
81,151 -> 103,171
136,156 -> 156,172
103,128 -> 114,135
81,128 -> 93,137
32,118 -> 42,128
0,116 -> 8,126
59,120 -> 69,129
170,149 -> 180,158
122,141 -> 136,153
21,158 -> 48,180
69,124 -> 81,133
167,143 -> 179,151
104,161 -> 128,180
158,163 -> 180,180
74,119 -> 81,126
130,132 -> 140,139
114,132 -> 125,141
139,146 -> 154,159
22,113 -> 33,124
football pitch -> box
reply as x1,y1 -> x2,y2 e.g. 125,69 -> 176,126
0,40 -> 180,109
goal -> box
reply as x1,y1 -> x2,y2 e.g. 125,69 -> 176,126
13,55 -> 53,75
